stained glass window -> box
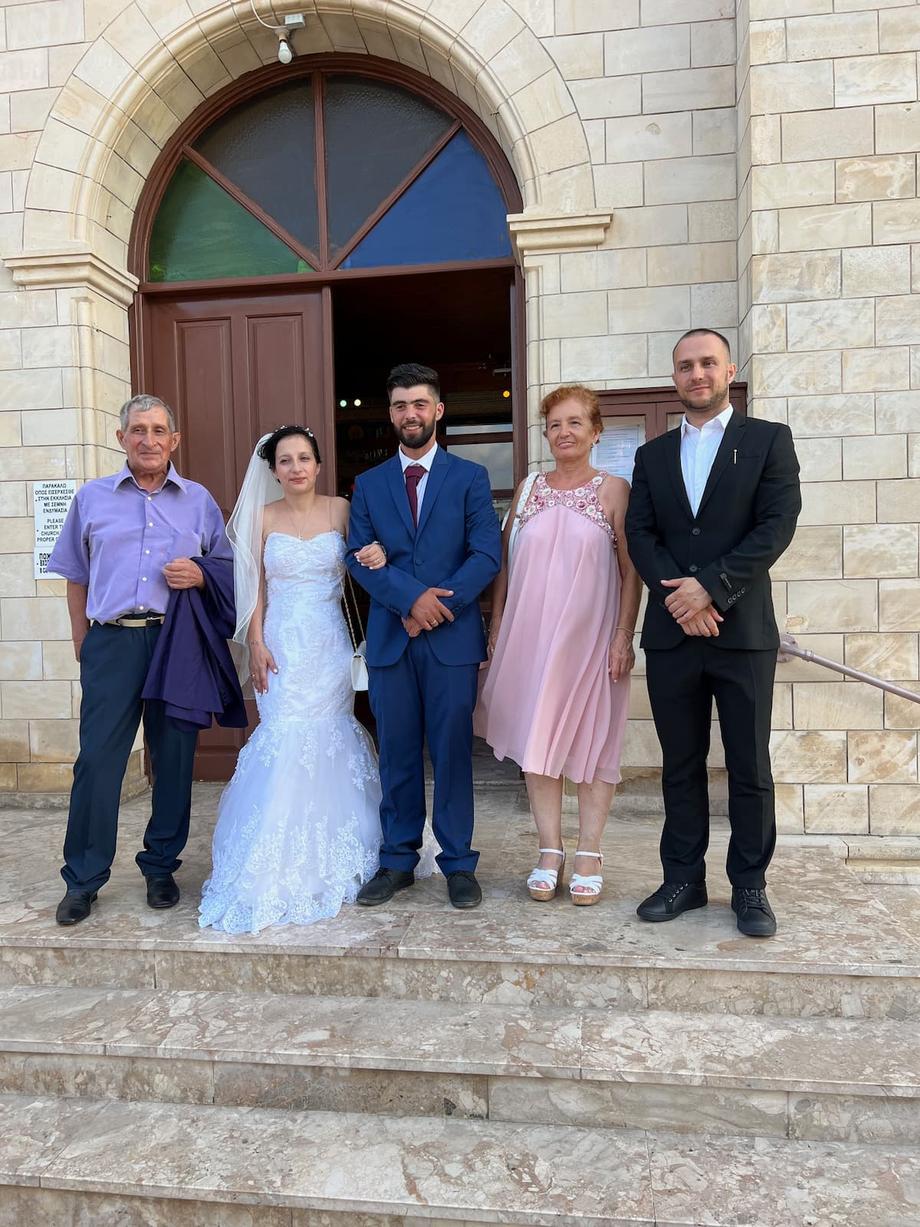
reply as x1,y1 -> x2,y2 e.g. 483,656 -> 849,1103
146,73 -> 514,282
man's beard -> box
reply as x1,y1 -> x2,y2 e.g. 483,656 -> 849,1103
395,420 -> 436,449
678,377 -> 730,415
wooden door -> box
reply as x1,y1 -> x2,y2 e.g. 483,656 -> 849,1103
144,289 -> 331,778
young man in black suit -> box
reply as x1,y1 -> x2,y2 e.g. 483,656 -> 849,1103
625,328 -> 801,937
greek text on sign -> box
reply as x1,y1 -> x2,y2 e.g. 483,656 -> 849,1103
34,480 -> 76,579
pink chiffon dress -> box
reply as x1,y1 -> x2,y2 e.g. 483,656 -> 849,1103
475,472 -> 630,785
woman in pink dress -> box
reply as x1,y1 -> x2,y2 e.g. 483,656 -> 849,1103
475,385 -> 641,905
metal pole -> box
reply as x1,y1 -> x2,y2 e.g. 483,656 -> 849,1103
778,634 -> 920,704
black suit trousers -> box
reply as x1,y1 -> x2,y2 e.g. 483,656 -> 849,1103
645,639 -> 777,888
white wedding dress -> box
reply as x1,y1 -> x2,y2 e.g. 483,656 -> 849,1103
200,530 -> 430,934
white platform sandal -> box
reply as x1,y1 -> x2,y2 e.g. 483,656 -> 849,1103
569,851 -> 604,906
527,849 -> 565,901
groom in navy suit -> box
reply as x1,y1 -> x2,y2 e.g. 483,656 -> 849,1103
346,364 -> 502,909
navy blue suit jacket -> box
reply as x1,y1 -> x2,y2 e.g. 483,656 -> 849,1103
346,448 -> 501,668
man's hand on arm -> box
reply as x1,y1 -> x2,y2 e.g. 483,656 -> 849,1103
680,608 -> 724,637
661,576 -> 713,622
164,558 -> 205,590
409,588 -> 455,631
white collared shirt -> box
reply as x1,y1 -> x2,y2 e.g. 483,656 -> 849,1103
399,440 -> 438,517
680,405 -> 734,517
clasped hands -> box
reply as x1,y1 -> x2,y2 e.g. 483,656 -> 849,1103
403,587 -> 454,637
661,576 -> 723,638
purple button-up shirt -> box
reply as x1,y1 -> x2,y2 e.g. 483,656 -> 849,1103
48,463 -> 231,624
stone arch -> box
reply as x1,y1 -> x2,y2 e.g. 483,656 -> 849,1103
24,0 -> 595,269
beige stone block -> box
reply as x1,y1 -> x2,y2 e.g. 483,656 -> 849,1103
773,681 -> 793,729
21,409 -> 80,448
73,36 -> 134,98
877,296 -> 920,346
786,298 -> 873,352
641,0 -> 731,22
0,326 -> 20,370
0,639 -> 41,681
876,104 -> 920,156
542,33 -> 603,80
607,285 -> 689,335
560,249 -> 646,293
6,0 -> 82,48
20,325 -> 76,369
690,280 -> 736,326
620,719 -> 662,768
874,199 -> 920,244
751,161 -> 835,211
643,153 -> 734,205
0,555 -> 34,599
42,639 -> 80,680
773,527 -> 841,581
843,247 -> 911,298
0,446 -> 67,482
8,87 -> 59,134
751,60 -> 834,114
911,433 -> 920,478
770,730 -> 847,783
0,596 -> 69,640
1,679 -> 72,719
0,484 -> 26,518
877,478 -> 920,523
528,114 -> 590,173
869,785 -> 920,835
605,24 -> 688,75
16,762 -> 73,791
750,115 -> 782,166
689,200 -> 735,243
748,303 -> 787,354
0,48 -> 49,92
0,291 -> 56,330
844,524 -> 918,579
642,66 -> 734,114
788,394 -> 873,438
29,717 -> 78,762
780,107 -> 874,163
512,70 -> 576,134
835,52 -> 917,108
0,131 -> 40,172
798,480 -> 878,527
0,519 -> 37,554
794,438 -> 843,484
885,682 -> 920,731
787,12 -> 877,62
849,730 -> 917,784
804,783 -> 868,833
604,204 -> 688,250
787,579 -> 877,632
753,351 -> 841,397
569,75 -> 639,121
846,633 -> 918,681
774,782 -> 804,833
880,579 -> 920,631
749,19 -> 786,65
780,203 -> 872,254
751,252 -> 840,303
844,436 -> 908,481
692,108 -> 735,157
879,7 -> 920,53
776,633 -> 845,681
560,334 -> 648,382
48,43 -> 89,88
593,163 -> 644,209
837,154 -> 916,204
793,680 -> 883,730
542,291 -> 607,339
0,718 -> 28,762
604,112 -> 691,163
647,241 -> 735,287
843,347 -> 910,394
554,0 -> 638,35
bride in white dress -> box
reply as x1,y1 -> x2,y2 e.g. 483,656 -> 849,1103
200,426 -> 425,934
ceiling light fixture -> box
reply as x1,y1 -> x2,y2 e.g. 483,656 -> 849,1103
247,3 -> 304,63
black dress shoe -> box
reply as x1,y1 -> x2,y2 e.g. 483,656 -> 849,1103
732,887 -> 777,937
447,870 -> 482,909
356,868 -> 414,906
146,873 -> 180,909
56,890 -> 97,926
636,880 -> 708,922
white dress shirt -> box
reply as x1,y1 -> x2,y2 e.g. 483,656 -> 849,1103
680,405 -> 734,517
399,440 -> 438,517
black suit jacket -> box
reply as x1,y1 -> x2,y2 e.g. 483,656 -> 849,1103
626,412 -> 801,651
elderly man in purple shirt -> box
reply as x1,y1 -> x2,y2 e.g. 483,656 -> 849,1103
48,393 -> 231,926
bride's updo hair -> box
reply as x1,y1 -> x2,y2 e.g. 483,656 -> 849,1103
258,425 -> 322,468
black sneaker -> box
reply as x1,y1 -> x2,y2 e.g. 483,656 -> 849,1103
636,880 -> 708,922
731,887 -> 776,938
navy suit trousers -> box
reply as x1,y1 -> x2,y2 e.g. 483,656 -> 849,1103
62,622 -> 198,893
369,633 -> 479,875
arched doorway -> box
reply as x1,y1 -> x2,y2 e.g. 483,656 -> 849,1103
130,56 -> 524,778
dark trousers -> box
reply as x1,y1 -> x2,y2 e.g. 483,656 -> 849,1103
369,633 -> 479,875
645,639 -> 777,889
61,622 -> 198,893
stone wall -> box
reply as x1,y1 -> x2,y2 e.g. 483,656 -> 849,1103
0,0 -> 916,834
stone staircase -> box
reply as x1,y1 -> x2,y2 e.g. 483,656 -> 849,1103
0,785 -> 919,1225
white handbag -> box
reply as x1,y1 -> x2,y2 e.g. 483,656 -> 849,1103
504,471 -> 538,573
342,573 -> 369,692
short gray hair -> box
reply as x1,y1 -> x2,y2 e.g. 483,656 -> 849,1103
120,393 -> 176,432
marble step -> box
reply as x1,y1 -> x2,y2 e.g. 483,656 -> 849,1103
0,986 -> 917,1145
2,1093 -> 919,1226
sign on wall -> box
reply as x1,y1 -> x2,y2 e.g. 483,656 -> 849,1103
33,481 -> 76,579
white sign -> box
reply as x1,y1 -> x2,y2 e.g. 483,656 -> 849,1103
33,480 -> 76,579
592,423 -> 644,481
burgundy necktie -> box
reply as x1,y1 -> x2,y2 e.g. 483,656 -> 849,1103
404,463 -> 425,526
